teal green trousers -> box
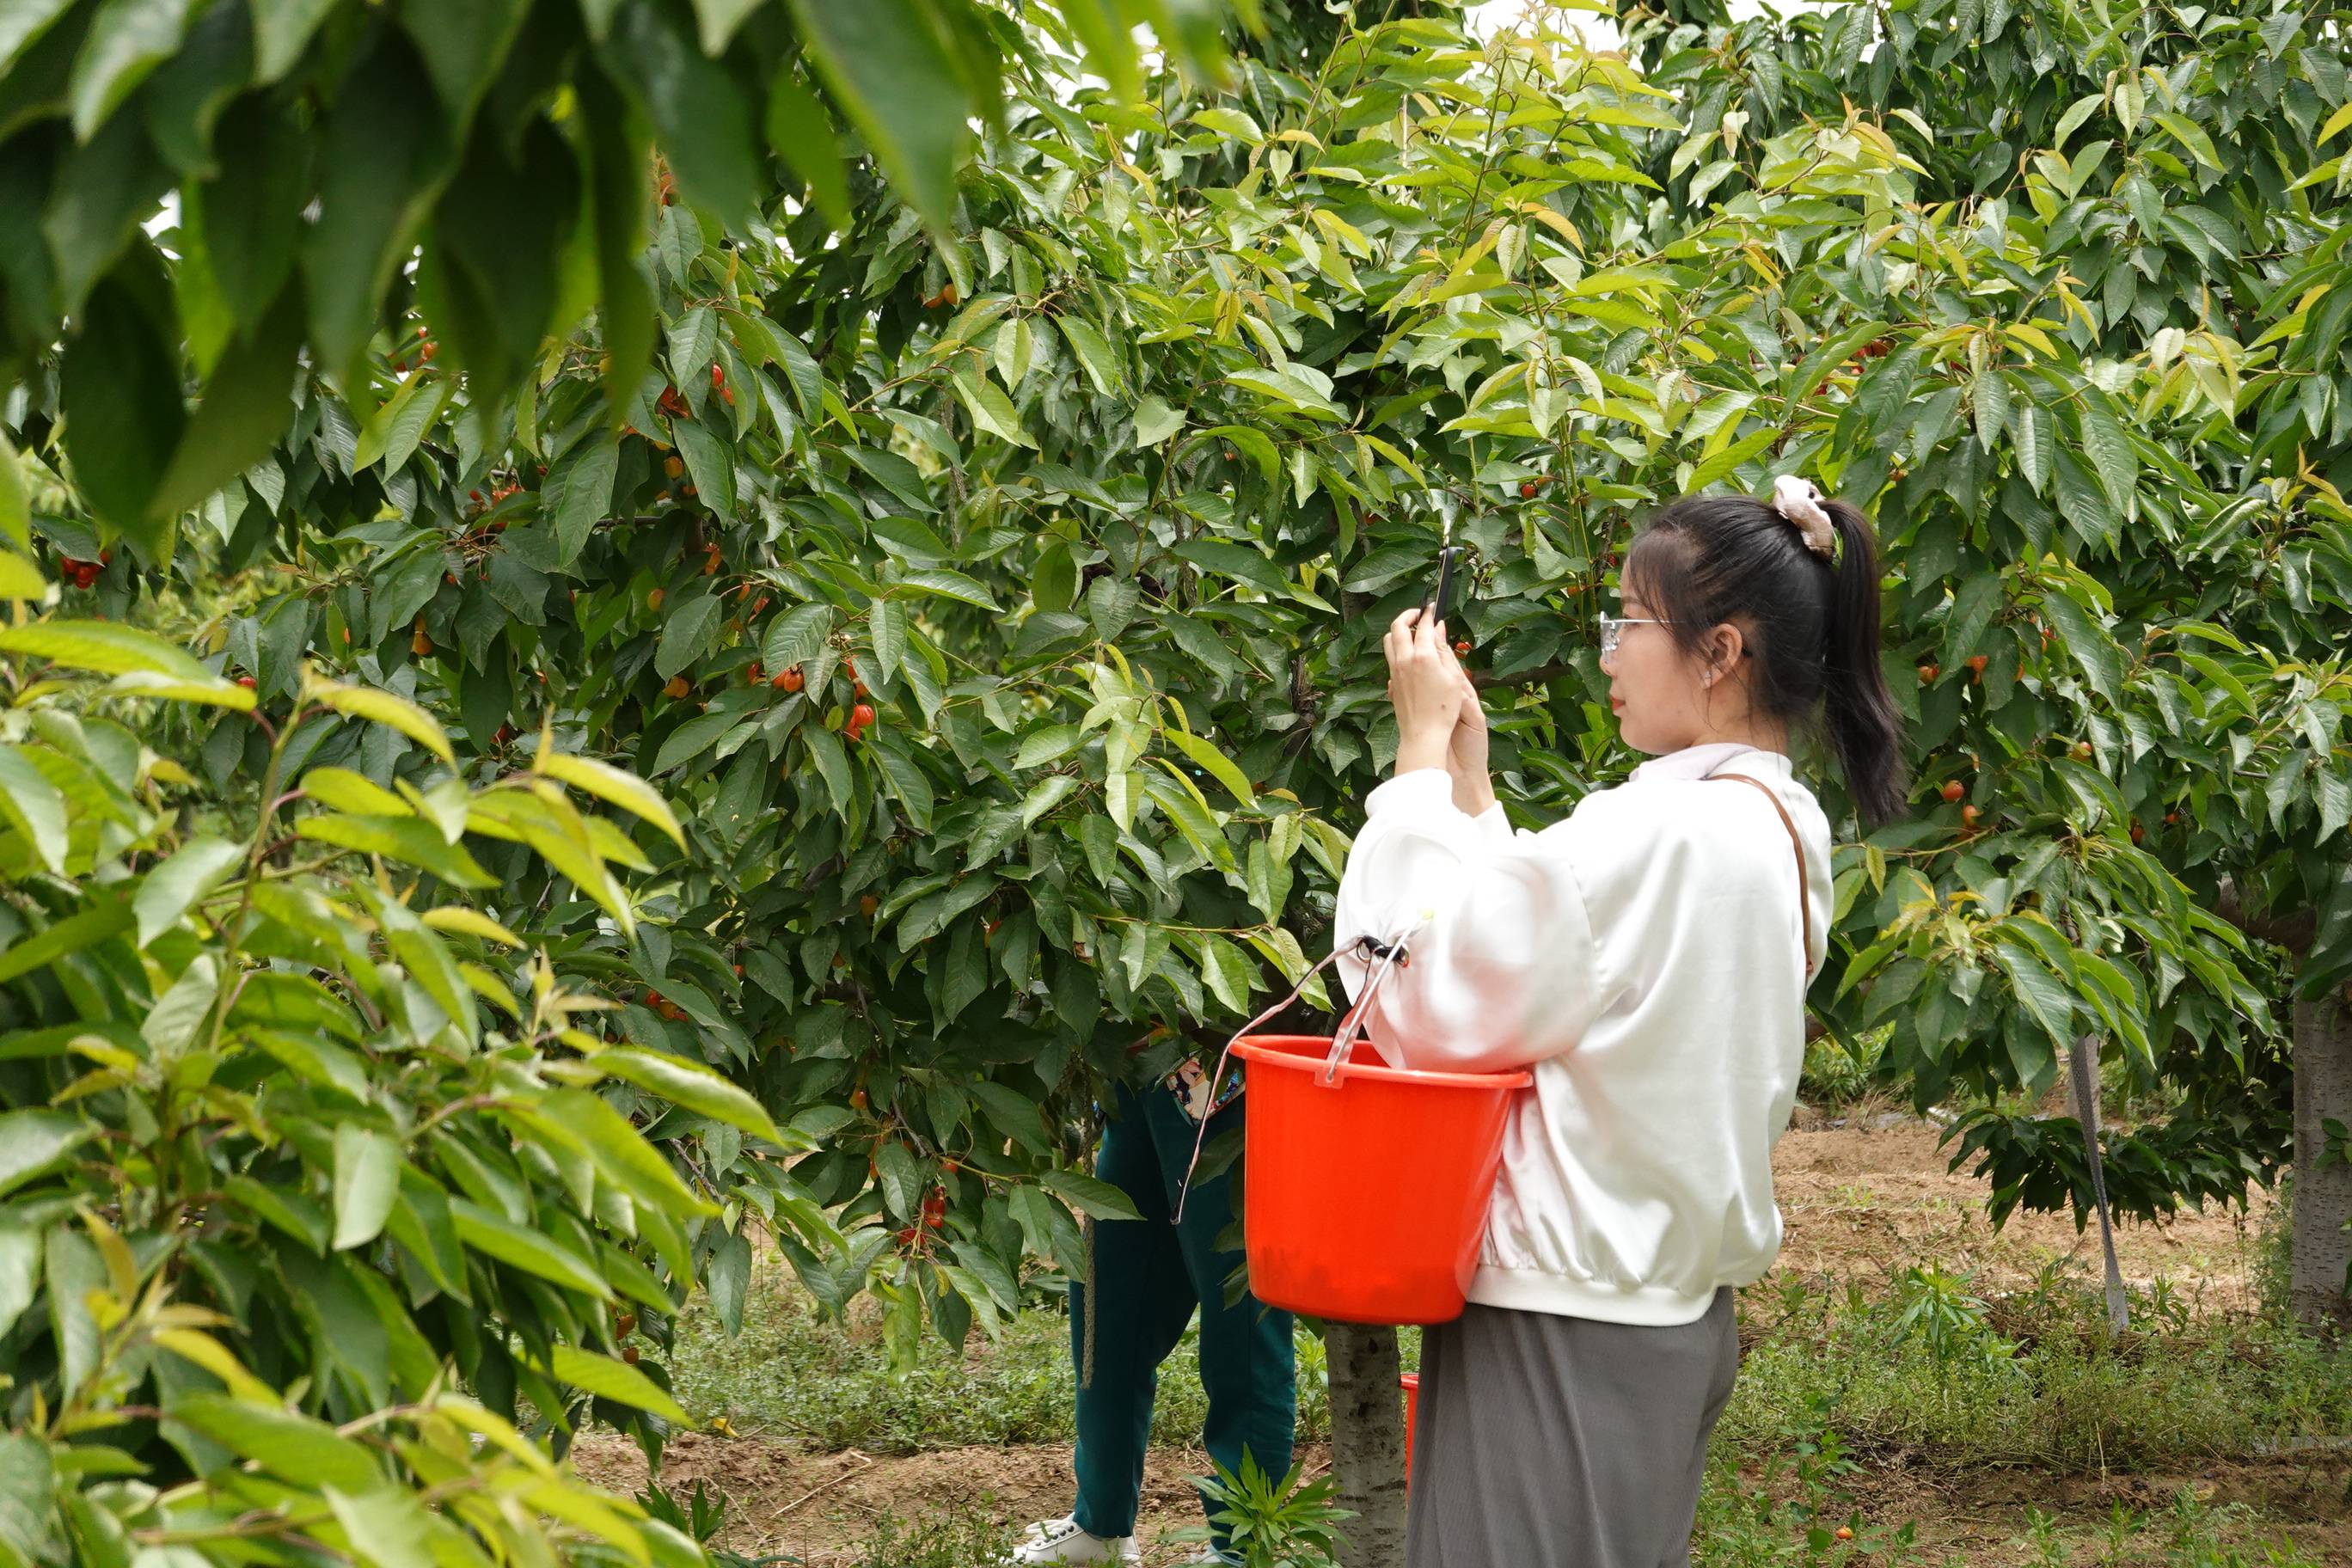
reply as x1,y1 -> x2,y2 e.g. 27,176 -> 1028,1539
1069,1083 -> 1296,1547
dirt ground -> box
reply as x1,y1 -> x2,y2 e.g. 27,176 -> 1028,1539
1771,1118 -> 2274,1314
574,1119 -> 2337,1565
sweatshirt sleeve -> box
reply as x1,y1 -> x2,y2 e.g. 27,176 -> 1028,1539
1330,769 -> 1610,1075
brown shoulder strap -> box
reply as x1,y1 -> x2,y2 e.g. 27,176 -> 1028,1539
1708,774 -> 1816,979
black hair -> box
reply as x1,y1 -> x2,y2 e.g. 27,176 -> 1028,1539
1622,488 -> 1908,827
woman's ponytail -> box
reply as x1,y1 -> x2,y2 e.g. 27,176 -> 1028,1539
1818,499 -> 1906,828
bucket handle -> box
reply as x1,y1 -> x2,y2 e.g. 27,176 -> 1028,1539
1172,929 -> 1413,1223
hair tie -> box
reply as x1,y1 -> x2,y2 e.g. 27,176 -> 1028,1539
1770,475 -> 1836,559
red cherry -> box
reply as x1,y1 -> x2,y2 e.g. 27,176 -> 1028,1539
1940,781 -> 1964,803
235,676 -> 257,689
1520,481 -> 1538,499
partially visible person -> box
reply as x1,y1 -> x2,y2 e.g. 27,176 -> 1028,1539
1008,1052 -> 1296,1566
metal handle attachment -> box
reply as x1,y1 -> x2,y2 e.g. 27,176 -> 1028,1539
1172,931 -> 1413,1222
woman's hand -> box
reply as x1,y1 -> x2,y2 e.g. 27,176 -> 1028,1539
1384,608 -> 1465,776
1449,663 -> 1496,815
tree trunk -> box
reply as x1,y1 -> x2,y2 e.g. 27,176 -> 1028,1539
2292,994 -> 2352,1335
1325,1323 -> 1409,1568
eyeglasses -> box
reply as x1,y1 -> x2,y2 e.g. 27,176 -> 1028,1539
1596,615 -> 1669,659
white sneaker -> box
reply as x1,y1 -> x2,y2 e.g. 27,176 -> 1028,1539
1005,1516 -> 1141,1565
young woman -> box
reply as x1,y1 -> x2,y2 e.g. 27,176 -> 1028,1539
1332,478 -> 1906,1567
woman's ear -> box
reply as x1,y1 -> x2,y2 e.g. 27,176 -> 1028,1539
1699,622 -> 1745,686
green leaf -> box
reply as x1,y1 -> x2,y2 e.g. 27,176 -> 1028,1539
761,602 -> 833,671
303,34 -> 443,386
0,746 -> 67,876
0,1225 -> 39,1341
1941,573 -> 2003,669
1163,726 -> 1255,807
969,1081 -> 1050,1155
895,569 -> 997,610
1131,395 -> 1185,447
2009,401 -> 2053,493
0,1111 -> 90,1197
536,751 -> 687,851
2150,112 -> 2220,170
650,709 -> 736,775
60,275 -> 185,554
69,0 -> 194,139
332,1124 -> 400,1251
536,1088 -> 720,1219
251,0 -> 337,83
225,1174 -> 329,1253
601,3 -> 757,224
654,592 -> 722,681
155,289 -> 305,518
689,0 -> 765,53
707,1228 -> 750,1335
593,1046 -> 786,1143
1203,425 -> 1278,483
0,619 -> 206,678
547,1343 -> 694,1424
294,814 -> 496,888
0,430 -> 30,553
168,1395 -> 382,1492
1039,1167 -> 1142,1223
1058,317 -> 1123,395
0,899 -> 134,988
546,432 -> 618,565
132,834 -> 245,946
46,1226 -> 101,1393
2075,395 -> 2138,512
0,1 -> 73,79
579,70 -> 658,425
873,1140 -> 922,1220
104,669 -> 258,709
1992,935 -> 2076,1050
787,0 -> 974,232
764,65 -> 850,226
671,413 -> 736,515
352,372 -> 450,476
1032,542 -> 1076,615
951,367 -> 1034,448
307,677 -> 456,763
1190,107 -> 1263,144
450,1198 -> 615,1302
802,723 -> 853,812
324,1486 -> 436,1568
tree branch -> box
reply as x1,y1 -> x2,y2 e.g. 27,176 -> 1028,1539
2212,877 -> 2318,956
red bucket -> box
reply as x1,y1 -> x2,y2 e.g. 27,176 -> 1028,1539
1231,1035 -> 1528,1324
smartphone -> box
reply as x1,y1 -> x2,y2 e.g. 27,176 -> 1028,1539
1420,545 -> 1462,629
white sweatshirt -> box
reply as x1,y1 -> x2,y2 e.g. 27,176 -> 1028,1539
1331,742 -> 1832,1327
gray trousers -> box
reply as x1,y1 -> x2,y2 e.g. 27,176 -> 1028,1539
1404,1289 -> 1739,1568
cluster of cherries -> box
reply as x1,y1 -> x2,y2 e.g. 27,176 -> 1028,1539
59,548 -> 111,589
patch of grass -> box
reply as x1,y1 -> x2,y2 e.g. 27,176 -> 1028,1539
675,1257 -> 2343,1479
1718,1269 -> 2352,1473
670,1275 -> 1342,1454
1799,1026 -> 1894,1112
834,1510 -> 1020,1568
